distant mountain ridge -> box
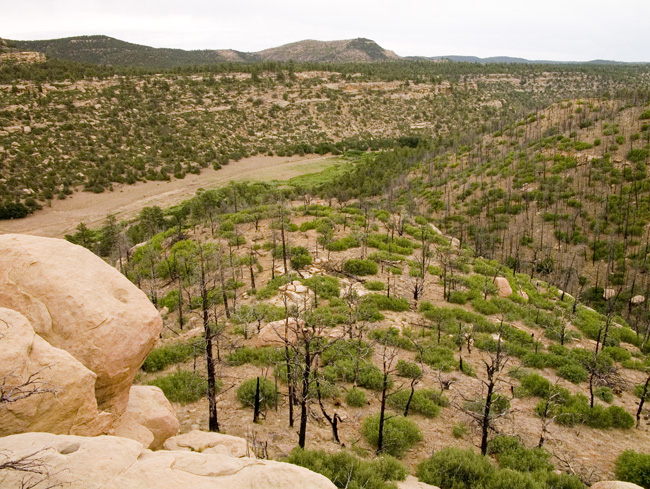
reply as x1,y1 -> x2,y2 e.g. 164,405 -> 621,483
10,35 -> 398,68
5,35 -> 634,68
410,54 -> 624,65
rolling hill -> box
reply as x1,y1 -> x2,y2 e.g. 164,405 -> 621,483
10,35 -> 400,68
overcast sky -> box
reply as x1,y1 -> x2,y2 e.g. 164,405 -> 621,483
2,0 -> 649,62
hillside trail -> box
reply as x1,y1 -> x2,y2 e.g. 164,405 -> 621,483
0,154 -> 332,239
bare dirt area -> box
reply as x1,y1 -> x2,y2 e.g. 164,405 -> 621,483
0,154 -> 338,238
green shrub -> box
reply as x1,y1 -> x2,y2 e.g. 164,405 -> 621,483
488,436 -> 553,472
594,386 -> 614,403
557,363 -> 588,384
148,370 -> 210,404
236,377 -> 277,409
602,346 -> 631,363
615,450 -> 650,489
472,297 -> 500,315
344,259 -> 378,276
142,337 -> 205,372
291,253 -> 313,270
485,469 -> 540,489
287,448 -> 406,489
396,360 -> 422,379
362,413 -> 423,457
346,387 -> 367,407
365,280 -> 386,291
519,373 -> 552,398
452,423 -> 468,438
387,389 -> 448,418
257,274 -> 294,299
359,363 -> 391,391
160,289 -> 180,312
417,447 -> 493,489
538,472 -> 585,489
419,345 -> 457,372
369,327 -> 415,349
363,294 -> 410,311
303,275 -> 340,299
609,405 -> 635,429
448,291 -> 468,304
227,347 -> 283,366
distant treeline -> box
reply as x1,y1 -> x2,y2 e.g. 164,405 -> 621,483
2,56 -> 650,84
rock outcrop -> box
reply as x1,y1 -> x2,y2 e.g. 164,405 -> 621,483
603,288 -> 617,300
0,433 -> 337,489
0,307 -> 111,436
113,386 -> 179,449
397,476 -> 441,489
590,482 -> 644,489
257,317 -> 303,347
0,234 -> 162,415
163,430 -> 249,457
494,276 -> 513,298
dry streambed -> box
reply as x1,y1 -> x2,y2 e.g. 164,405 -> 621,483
0,154 -> 337,238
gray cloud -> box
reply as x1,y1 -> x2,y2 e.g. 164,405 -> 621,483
1,0 -> 648,61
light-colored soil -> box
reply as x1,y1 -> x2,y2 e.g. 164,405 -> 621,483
0,154 -> 337,238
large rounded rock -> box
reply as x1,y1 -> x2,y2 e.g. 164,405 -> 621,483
494,277 -> 513,298
257,318 -> 302,347
397,476 -> 441,489
0,234 -> 162,414
591,483 -> 644,489
113,386 -> 179,449
0,307 -> 112,436
0,433 -> 337,489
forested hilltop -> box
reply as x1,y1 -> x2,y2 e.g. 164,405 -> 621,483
1,52 -> 649,219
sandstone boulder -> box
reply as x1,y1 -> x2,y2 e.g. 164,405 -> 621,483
397,476 -> 441,489
273,280 -> 315,311
0,433 -> 337,489
631,295 -> 645,305
494,277 -> 513,298
0,234 -> 162,415
113,386 -> 179,449
0,307 -> 111,436
257,318 -> 303,347
603,288 -> 617,300
163,430 -> 249,457
591,482 -> 644,489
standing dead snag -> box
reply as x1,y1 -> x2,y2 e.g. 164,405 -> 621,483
376,345 -> 399,455
457,329 -> 509,456
316,377 -> 343,445
635,373 -> 650,428
410,224 -> 433,302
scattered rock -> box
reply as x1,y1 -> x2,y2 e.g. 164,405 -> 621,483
631,295 -> 645,305
113,386 -> 179,450
0,433 -> 337,489
0,234 -> 162,416
494,277 -> 512,298
603,288 -> 617,300
256,318 -> 303,347
163,430 -> 249,457
23,125 -> 31,134
159,306 -> 169,316
271,280 -> 315,311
